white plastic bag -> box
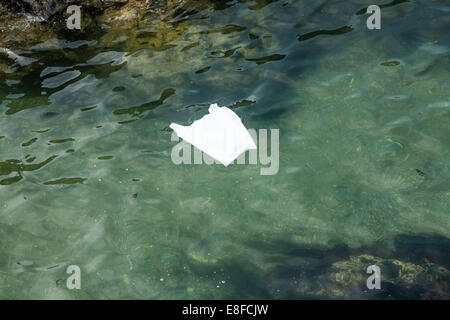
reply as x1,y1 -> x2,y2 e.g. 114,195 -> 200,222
170,104 -> 257,166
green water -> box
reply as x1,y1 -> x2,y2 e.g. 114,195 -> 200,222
0,0 -> 449,299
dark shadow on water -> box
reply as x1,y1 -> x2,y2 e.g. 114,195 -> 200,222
0,155 -> 58,185
355,0 -> 410,15
113,88 -> 176,119
185,234 -> 450,299
297,26 -> 354,42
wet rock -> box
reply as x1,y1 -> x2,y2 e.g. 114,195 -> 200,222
0,1 -> 129,20
0,0 -> 61,19
0,0 -> 190,48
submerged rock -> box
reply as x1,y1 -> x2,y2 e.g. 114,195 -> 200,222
330,254 -> 450,299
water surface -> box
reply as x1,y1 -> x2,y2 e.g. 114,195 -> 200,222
0,0 -> 449,299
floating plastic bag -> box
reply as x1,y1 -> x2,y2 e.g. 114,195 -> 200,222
170,104 -> 257,166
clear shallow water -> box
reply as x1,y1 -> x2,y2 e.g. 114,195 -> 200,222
0,0 -> 449,299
